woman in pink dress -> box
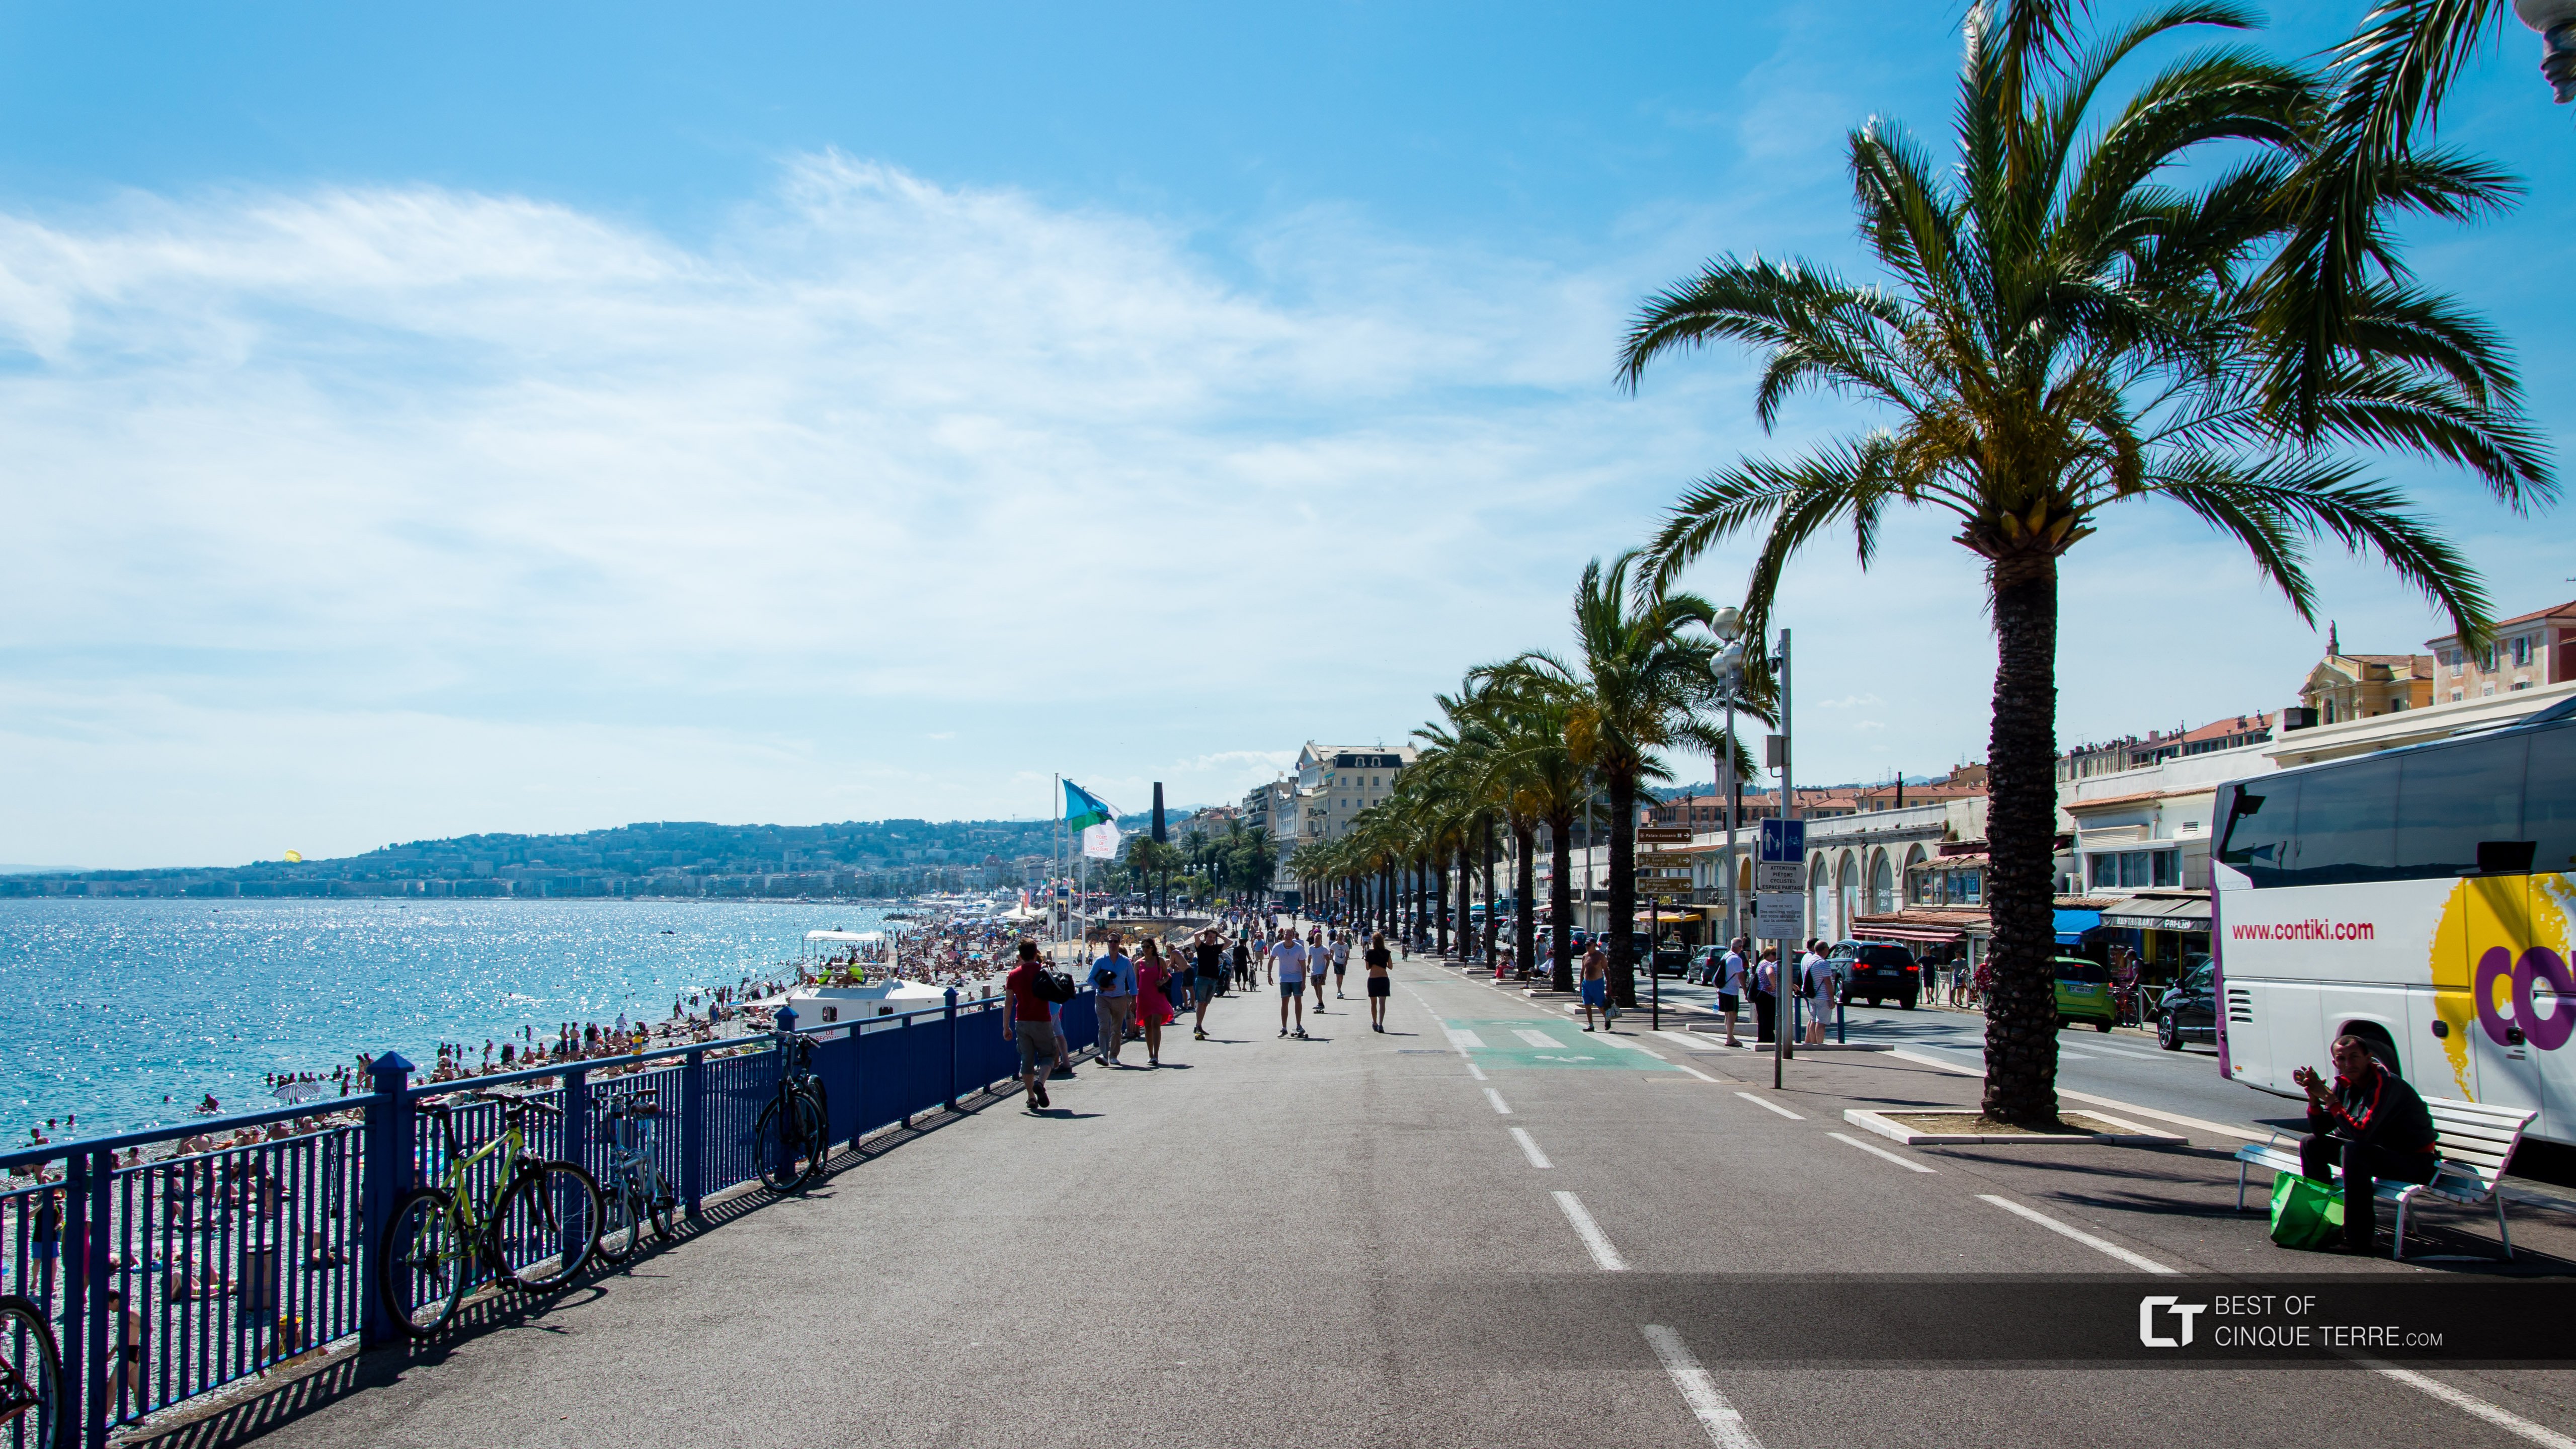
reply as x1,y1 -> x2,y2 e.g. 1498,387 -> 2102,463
1133,941 -> 1176,1067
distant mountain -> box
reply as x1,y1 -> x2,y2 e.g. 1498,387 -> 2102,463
0,864 -> 80,875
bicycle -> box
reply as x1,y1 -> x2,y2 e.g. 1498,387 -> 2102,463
753,1028 -> 830,1193
0,1294 -> 62,1449
377,1093 -> 602,1338
593,1094 -> 676,1264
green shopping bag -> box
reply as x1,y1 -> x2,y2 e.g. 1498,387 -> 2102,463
2269,1171 -> 2345,1249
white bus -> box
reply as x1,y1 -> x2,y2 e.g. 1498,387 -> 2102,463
2211,698 -> 2575,1145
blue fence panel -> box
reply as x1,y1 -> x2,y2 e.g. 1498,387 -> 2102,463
0,972 -> 1112,1446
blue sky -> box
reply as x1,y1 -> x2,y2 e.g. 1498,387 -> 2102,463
0,2 -> 2569,867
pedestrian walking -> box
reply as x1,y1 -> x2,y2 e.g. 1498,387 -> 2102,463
1270,928 -> 1310,1037
1719,936 -> 1748,1047
1307,926 -> 1330,1012
1364,932 -> 1393,1031
1802,942 -> 1835,1044
1233,936 -> 1254,990
1331,932 -> 1351,998
1135,941 -> 1175,1068
1578,941 -> 1611,1032
1192,929 -> 1227,1040
1090,936 -> 1137,1068
1752,947 -> 1780,1043
1003,941 -> 1056,1111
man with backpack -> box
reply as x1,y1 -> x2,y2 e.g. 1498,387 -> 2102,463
1192,928 -> 1227,1040
1004,940 -> 1059,1110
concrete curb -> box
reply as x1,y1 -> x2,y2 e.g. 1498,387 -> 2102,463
1843,1106 -> 2184,1147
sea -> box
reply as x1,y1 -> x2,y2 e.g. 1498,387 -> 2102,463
3,899 -> 892,1140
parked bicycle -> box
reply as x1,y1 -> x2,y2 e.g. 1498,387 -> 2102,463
593,1093 -> 677,1264
377,1093 -> 602,1338
754,1027 -> 830,1193
0,1294 -> 62,1449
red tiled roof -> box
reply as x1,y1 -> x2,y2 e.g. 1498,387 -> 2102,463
2428,598 -> 2576,643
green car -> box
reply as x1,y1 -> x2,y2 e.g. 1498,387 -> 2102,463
2053,957 -> 2117,1032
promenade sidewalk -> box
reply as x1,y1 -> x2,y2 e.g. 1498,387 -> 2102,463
138,951 -> 2576,1449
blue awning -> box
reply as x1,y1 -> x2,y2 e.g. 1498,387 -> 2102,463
2052,908 -> 2102,944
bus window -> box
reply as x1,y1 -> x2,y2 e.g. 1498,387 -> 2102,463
2528,722 -> 2576,874
2287,755 -> 2400,885
2217,777 -> 2299,885
2394,736 -> 2525,879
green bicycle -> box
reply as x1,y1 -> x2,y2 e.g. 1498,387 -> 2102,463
377,1093 -> 602,1338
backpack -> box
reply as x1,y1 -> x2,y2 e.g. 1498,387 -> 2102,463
1038,969 -> 1078,1004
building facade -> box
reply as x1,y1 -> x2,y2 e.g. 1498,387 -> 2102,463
2427,598 -> 2576,703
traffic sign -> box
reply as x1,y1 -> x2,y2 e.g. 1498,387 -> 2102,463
1753,892 -> 1803,938
1754,860 -> 1801,892
1757,818 -> 1806,862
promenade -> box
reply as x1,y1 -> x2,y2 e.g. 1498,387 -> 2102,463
143,946 -> 2576,1449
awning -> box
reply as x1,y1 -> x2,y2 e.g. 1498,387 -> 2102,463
1852,924 -> 1965,945
2052,908 -> 2102,944
2097,896 -> 2213,932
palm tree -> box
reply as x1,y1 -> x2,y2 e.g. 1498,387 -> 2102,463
1460,674 -> 1586,988
1619,0 -> 2546,1125
1486,555 -> 1723,1009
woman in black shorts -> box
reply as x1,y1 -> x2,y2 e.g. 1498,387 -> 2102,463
1363,933 -> 1394,1032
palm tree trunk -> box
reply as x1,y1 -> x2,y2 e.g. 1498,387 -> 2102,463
1513,818 -> 1537,981
1980,553 -> 2061,1126
1480,820 -> 1500,967
1606,771 -> 1639,1008
1548,813 -> 1575,992
1434,857 -> 1450,956
1455,842 -> 1474,958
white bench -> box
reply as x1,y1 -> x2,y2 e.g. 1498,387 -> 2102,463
2233,1096 -> 2537,1260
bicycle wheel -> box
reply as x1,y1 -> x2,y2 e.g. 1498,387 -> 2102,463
796,1082 -> 832,1185
488,1161 -> 600,1292
0,1294 -> 63,1449
647,1169 -> 677,1243
593,1174 -> 643,1265
377,1187 -> 468,1339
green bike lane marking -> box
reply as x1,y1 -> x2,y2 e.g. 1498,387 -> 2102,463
1440,1017 -> 1682,1071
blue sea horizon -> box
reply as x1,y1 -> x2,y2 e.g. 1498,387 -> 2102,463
3,898 -> 895,1139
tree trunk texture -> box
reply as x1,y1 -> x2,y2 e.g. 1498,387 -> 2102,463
1454,843 -> 1473,958
1434,859 -> 1450,956
1980,553 -> 2062,1127
1480,819 -> 1500,967
1548,814 -> 1576,992
1606,772 -> 1639,1009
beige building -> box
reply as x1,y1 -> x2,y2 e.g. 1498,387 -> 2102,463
2427,598 -> 2576,703
2299,630 -> 2433,725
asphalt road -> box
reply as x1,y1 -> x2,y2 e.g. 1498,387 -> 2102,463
173,952 -> 2576,1449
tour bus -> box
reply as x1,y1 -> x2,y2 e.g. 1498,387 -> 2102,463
2210,696 -> 2574,1145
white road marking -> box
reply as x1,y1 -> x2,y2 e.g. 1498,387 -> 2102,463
1668,1062 -> 1723,1083
1734,1091 -> 1805,1120
1976,1194 -> 2177,1275
1484,1087 -> 1512,1115
1553,1190 -> 1628,1271
1641,1325 -> 1764,1449
1466,1062 -> 1489,1082
1509,1126 -> 1553,1168
1827,1131 -> 1937,1173
1513,1028 -> 1564,1049
1654,1030 -> 1719,1049
1444,1027 -> 1487,1051
2365,1362 -> 2576,1449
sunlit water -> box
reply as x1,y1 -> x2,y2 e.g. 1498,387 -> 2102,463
2,899 -> 892,1138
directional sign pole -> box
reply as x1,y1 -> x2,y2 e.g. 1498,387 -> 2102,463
1774,628 -> 1793,1090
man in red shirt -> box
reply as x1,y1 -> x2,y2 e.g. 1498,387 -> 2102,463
1004,941 -> 1056,1111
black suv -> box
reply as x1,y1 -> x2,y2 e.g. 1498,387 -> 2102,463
1829,940 -> 1921,1009
2155,957 -> 2217,1051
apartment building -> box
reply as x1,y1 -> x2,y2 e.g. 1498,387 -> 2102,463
2427,598 -> 2576,702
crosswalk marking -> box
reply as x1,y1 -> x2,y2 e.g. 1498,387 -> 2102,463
1444,1027 -> 1487,1051
1512,1028 -> 1564,1049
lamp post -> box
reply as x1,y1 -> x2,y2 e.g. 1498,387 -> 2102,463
1711,607 -> 1745,949
2518,0 -> 2576,102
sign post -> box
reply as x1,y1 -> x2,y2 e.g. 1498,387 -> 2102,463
1765,630 -> 1794,1086
1635,826 -> 1693,1030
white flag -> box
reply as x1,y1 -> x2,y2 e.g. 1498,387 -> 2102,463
1081,821 -> 1122,860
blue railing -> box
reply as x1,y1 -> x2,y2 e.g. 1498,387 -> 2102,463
1,986 -> 1101,1447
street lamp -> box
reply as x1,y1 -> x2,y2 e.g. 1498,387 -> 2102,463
2520,0 -> 2576,102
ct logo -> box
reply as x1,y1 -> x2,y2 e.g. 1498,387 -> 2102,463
2138,1296 -> 2208,1348
2474,946 -> 2575,1051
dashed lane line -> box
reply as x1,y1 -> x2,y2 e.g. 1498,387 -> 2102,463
1484,1087 -> 1513,1115
1466,1062 -> 1489,1082
1509,1126 -> 1553,1168
1734,1091 -> 1805,1121
1641,1325 -> 1764,1449
1827,1130 -> 1937,1173
1553,1190 -> 1628,1271
1976,1193 -> 2177,1275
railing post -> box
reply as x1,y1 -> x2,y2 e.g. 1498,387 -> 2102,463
360,1051 -> 415,1350
944,988 -> 959,1112
559,1064 -> 591,1267
681,1046 -> 707,1219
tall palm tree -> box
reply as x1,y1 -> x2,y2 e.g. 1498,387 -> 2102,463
1463,674 -> 1587,989
1486,555 -> 1724,1008
1619,0 -> 2546,1125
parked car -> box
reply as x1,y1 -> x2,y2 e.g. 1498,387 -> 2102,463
2155,958 -> 2217,1050
1686,944 -> 1728,985
1827,940 -> 1921,1009
2053,957 -> 2117,1031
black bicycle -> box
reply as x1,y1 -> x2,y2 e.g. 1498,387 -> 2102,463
0,1295 -> 61,1449
753,1029 -> 830,1192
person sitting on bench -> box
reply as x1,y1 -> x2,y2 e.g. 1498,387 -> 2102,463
2292,1035 -> 2438,1255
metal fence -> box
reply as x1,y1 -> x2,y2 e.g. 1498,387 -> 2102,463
0,986 -> 1101,1448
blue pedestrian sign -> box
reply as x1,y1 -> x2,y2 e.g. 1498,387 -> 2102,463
1758,818 -> 1806,863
